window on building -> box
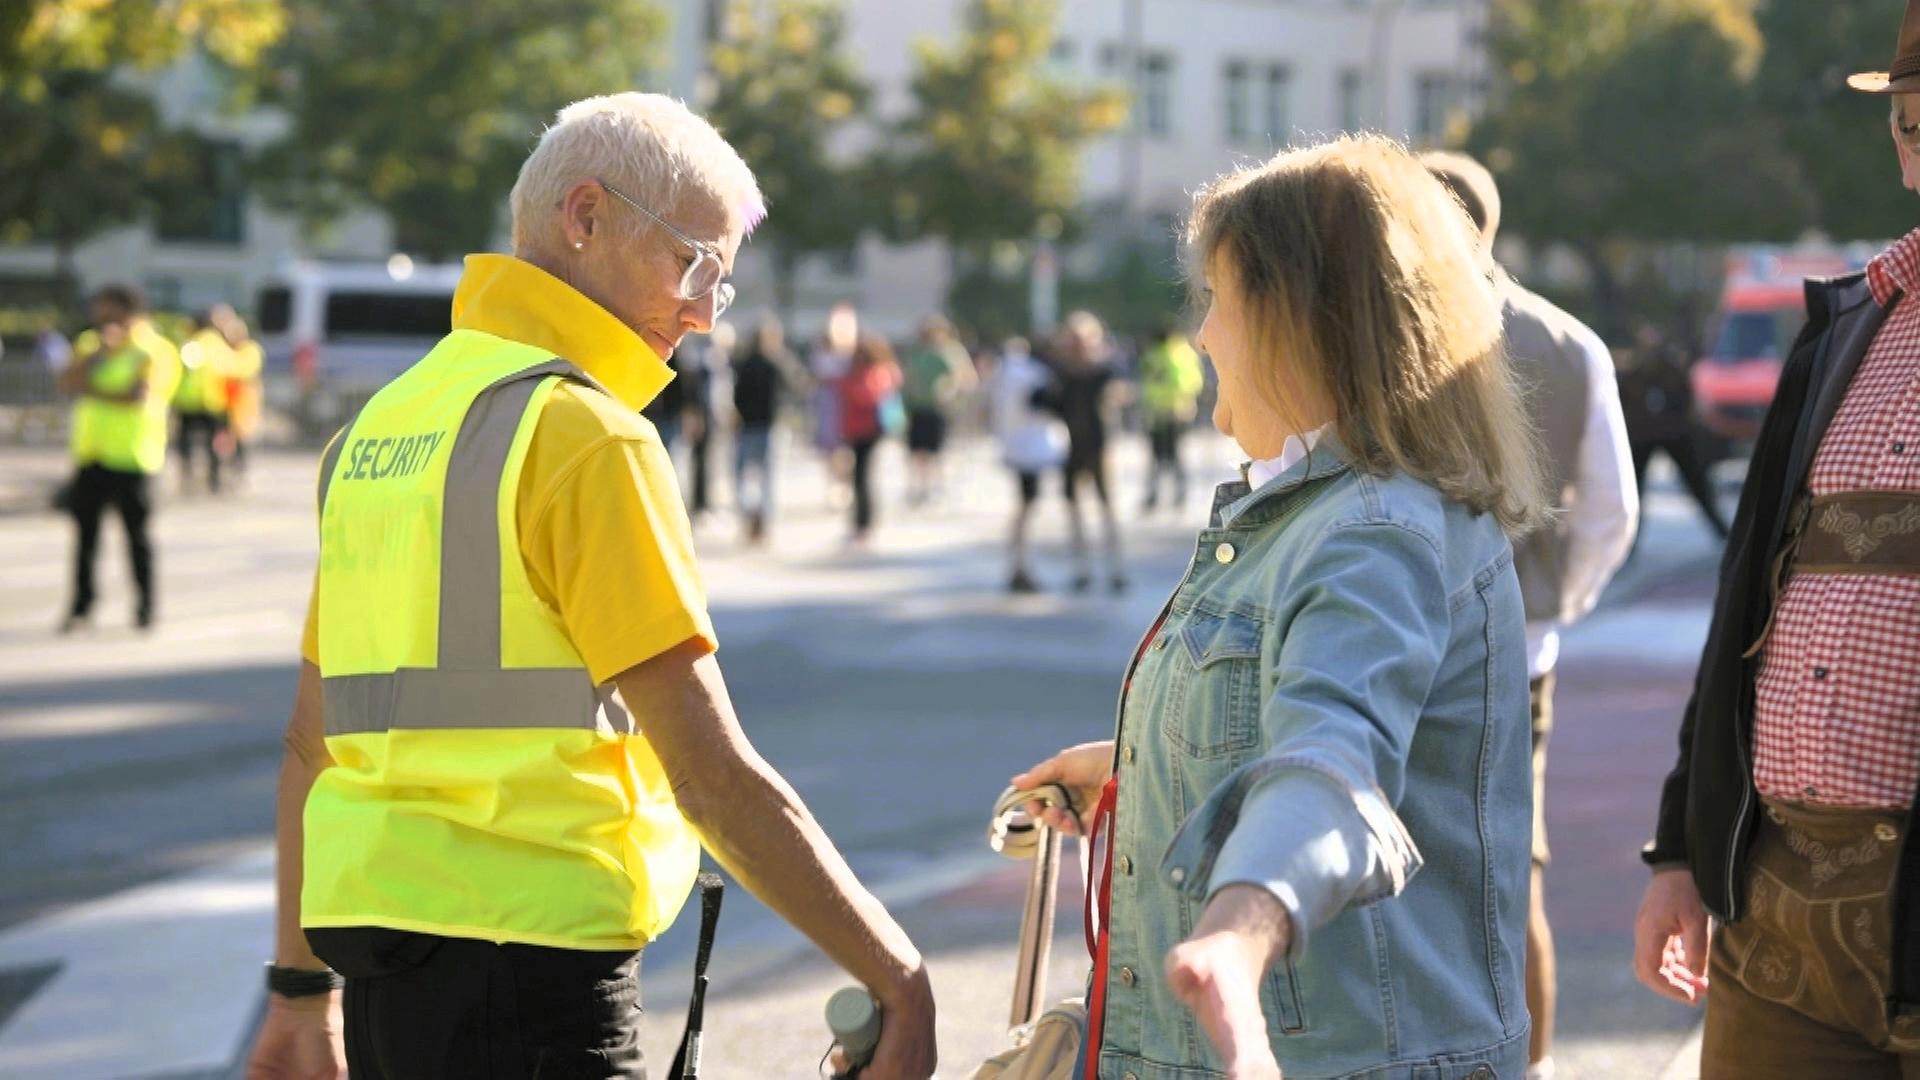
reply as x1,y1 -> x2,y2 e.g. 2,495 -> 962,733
1050,37 -> 1075,69
152,138 -> 246,246
1223,61 -> 1250,141
1414,72 -> 1461,143
1142,52 -> 1174,137
1100,42 -> 1124,75
1339,68 -> 1366,131
1264,65 -> 1291,143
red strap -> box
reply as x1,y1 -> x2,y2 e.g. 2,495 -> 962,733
1083,777 -> 1118,1080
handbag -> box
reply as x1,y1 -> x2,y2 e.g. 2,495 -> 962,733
969,783 -> 1091,1080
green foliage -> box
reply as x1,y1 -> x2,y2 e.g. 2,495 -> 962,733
882,0 -> 1126,257
704,0 -> 873,316
1468,0 -> 1814,253
1755,0 -> 1913,241
251,0 -> 667,259
1,0 -> 285,97
0,0 -> 286,277
948,236 -> 1188,344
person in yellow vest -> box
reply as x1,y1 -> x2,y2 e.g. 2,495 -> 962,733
174,311 -> 234,493
1137,318 -> 1207,513
212,304 -> 264,476
246,93 -> 938,1080
57,285 -> 167,632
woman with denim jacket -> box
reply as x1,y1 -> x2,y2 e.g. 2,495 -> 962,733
1015,135 -> 1549,1080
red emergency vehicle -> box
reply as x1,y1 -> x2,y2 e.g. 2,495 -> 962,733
1691,248 -> 1863,441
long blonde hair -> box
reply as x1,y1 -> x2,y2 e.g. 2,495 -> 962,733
1186,134 -> 1548,535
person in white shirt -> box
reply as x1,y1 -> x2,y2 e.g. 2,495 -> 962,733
991,336 -> 1069,592
1425,152 -> 1638,1080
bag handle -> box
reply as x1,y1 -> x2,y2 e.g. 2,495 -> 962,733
669,872 -> 726,1078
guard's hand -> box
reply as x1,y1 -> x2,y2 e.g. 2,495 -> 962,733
1011,741 -> 1113,836
1633,867 -> 1711,1005
245,992 -> 345,1079
1166,885 -> 1287,1080
858,969 -> 936,1079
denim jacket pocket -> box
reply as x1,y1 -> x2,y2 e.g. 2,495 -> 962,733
1163,609 -> 1264,760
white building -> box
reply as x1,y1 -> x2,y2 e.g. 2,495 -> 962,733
0,0 -> 1486,342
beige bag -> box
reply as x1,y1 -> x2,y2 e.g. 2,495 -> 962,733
970,1000 -> 1088,1079
970,784 -> 1089,1080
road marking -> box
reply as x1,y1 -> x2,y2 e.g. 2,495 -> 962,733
0,845 -> 272,1079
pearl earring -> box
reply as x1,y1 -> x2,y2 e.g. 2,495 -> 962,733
573,241 -> 584,250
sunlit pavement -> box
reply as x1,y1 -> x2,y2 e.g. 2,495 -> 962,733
0,434 -> 1724,1077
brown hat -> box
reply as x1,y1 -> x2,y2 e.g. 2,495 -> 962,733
1849,0 -> 1920,93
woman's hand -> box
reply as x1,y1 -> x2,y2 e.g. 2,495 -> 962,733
1166,884 -> 1291,1080
1010,740 -> 1114,836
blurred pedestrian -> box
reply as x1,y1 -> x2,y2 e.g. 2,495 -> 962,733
214,305 -> 264,477
1636,10 -> 1920,1074
1016,136 -> 1545,1079
837,332 -> 902,548
685,319 -> 730,518
1427,150 -> 1639,1080
1040,310 -> 1126,592
731,315 -> 796,545
174,311 -> 233,493
247,92 -> 935,1080
901,314 -> 978,507
1616,320 -> 1733,549
989,336 -> 1068,592
58,285 -> 168,632
811,300 -> 860,509
1137,318 -> 1205,513
33,318 -> 71,375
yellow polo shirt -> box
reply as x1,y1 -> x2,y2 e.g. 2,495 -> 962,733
302,254 -> 713,681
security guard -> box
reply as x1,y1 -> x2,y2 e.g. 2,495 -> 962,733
59,285 -> 168,632
174,313 -> 233,492
247,93 -> 937,1080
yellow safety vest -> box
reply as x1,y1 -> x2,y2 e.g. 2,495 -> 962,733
304,329 -> 699,951
70,344 -> 168,475
176,329 -> 232,414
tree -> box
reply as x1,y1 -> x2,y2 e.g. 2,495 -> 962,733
0,1 -> 286,289
1466,0 -> 1816,334
1754,0 -> 1913,241
252,0 -> 666,260
883,0 -> 1126,282
704,0 -> 873,320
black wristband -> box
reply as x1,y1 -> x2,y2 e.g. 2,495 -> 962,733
266,963 -> 343,998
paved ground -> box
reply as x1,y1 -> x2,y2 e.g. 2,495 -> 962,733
0,426 -> 1729,1078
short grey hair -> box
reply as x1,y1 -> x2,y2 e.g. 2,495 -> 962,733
509,92 -> 765,255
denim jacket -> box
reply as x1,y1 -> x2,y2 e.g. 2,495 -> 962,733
1098,435 -> 1532,1080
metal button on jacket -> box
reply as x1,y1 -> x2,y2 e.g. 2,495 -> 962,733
1215,542 -> 1236,564
1118,966 -> 1136,987
1117,854 -> 1133,875
1878,823 -> 1900,843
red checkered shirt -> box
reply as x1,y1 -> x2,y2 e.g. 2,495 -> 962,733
1753,228 -> 1920,809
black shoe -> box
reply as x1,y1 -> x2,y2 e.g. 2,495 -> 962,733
1071,574 -> 1092,594
1008,571 -> 1041,594
135,607 -> 154,632
1110,575 -> 1129,595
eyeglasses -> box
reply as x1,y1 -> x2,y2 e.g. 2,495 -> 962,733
596,178 -> 736,318
1896,97 -> 1920,154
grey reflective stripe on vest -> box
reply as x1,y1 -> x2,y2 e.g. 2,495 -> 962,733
320,358 -> 628,737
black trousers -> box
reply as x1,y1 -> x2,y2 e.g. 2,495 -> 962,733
67,464 -> 153,620
311,929 -> 645,1079
1632,436 -> 1731,542
176,410 -> 222,491
850,435 -> 880,532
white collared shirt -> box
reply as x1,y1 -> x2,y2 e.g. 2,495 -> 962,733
1245,424 -> 1333,491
